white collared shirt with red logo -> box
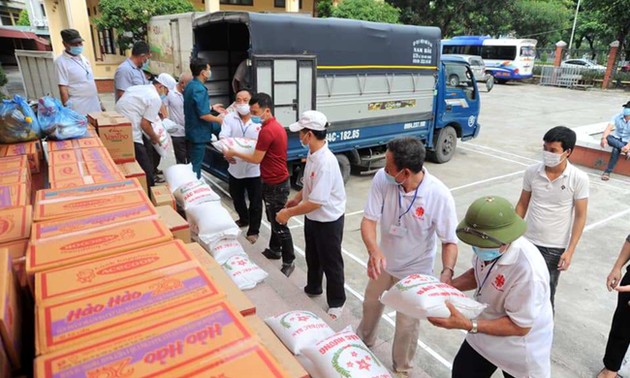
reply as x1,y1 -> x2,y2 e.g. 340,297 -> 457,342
467,236 -> 554,378
363,168 -> 458,279
302,142 -> 346,222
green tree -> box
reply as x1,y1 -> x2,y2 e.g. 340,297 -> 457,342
582,0 -> 630,63
16,9 -> 30,26
331,0 -> 401,24
316,0 -> 334,18
94,0 -> 194,51
510,0 -> 572,47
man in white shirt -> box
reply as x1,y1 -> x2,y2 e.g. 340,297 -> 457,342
220,90 -> 262,243
276,111 -> 347,320
357,137 -> 458,375
54,29 -> 102,115
429,196 -> 554,378
516,126 -> 589,309
114,41 -> 151,102
164,72 -> 192,164
115,73 -> 176,187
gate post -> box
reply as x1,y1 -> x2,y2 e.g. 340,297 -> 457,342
602,40 -> 620,90
554,41 -> 567,67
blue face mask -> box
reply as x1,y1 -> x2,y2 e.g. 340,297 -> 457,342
385,170 -> 403,185
624,107 -> 630,117
472,246 -> 503,262
69,46 -> 83,56
160,94 -> 167,101
142,59 -> 150,71
251,115 -> 262,124
300,132 -> 310,149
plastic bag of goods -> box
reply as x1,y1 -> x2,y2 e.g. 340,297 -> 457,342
186,201 -> 240,245
212,137 -> 257,154
147,118 -> 172,158
301,326 -> 392,378
265,311 -> 335,355
0,95 -> 41,143
164,164 -> 197,193
221,254 -> 268,290
173,180 -> 220,210
379,274 -> 486,319
37,96 -> 87,140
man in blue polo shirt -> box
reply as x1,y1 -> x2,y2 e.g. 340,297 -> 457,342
601,101 -> 630,181
184,57 -> 224,178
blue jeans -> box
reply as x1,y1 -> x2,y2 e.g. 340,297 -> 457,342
534,245 -> 564,310
605,135 -> 628,173
186,141 -> 207,179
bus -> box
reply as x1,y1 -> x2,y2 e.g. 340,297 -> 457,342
442,36 -> 537,83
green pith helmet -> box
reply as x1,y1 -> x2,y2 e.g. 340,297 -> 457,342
456,196 -> 527,248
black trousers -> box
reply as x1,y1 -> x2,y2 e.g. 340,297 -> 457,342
172,136 -> 187,164
453,341 -> 515,378
228,173 -> 262,237
304,215 -> 346,308
603,267 -> 630,371
262,180 -> 295,265
134,142 -> 155,187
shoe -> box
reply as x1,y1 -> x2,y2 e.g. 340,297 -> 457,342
154,176 -> 166,184
235,219 -> 249,228
281,263 -> 295,277
601,172 -> 610,181
304,287 -> 323,297
155,169 -> 163,175
262,249 -> 281,260
246,234 -> 259,244
327,306 -> 344,320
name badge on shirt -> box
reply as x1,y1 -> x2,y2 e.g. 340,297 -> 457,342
389,224 -> 408,237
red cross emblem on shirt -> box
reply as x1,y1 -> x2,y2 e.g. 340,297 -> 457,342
415,207 -> 425,218
494,274 -> 506,289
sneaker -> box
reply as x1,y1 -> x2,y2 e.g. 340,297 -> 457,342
262,248 -> 281,260
235,219 -> 249,228
281,263 -> 295,277
601,172 -> 611,181
154,176 -> 166,184
246,234 -> 259,244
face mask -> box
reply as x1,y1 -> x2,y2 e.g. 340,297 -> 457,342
385,170 -> 404,185
300,132 -> 310,148
142,59 -> 150,71
236,104 -> 250,116
624,108 -> 630,117
472,246 -> 503,262
69,46 -> 83,56
542,150 -> 565,168
251,115 -> 262,124
160,94 -> 167,101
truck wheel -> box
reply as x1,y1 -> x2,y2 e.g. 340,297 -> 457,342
336,154 -> 351,184
448,74 -> 460,87
430,126 -> 457,163
486,76 -> 494,92
496,79 -> 508,84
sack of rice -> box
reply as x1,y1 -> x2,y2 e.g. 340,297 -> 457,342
265,310 -> 335,355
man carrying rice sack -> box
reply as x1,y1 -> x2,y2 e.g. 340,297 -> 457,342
428,196 -> 554,378
357,137 -> 459,376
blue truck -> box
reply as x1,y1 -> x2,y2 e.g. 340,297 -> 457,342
175,12 -> 481,186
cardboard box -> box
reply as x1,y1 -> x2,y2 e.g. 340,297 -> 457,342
26,219 -> 172,274
85,159 -> 120,177
156,205 -> 190,243
47,149 -> 81,166
90,172 -> 126,183
0,166 -> 30,185
87,111 -> 121,126
48,176 -> 95,190
36,178 -> 144,203
0,183 -> 29,209
37,266 -> 226,354
0,341 -> 9,378
94,114 -> 135,163
0,249 -> 21,369
75,137 -> 103,149
0,239 -> 27,260
48,163 -> 87,182
80,147 -> 115,163
151,184 -> 175,209
186,242 -> 257,317
0,206 -> 31,244
35,301 -> 257,377
246,316 -> 309,378
181,343 -> 290,378
33,188 -> 151,222
31,202 -> 157,242
35,240 -> 198,304
45,140 -> 74,152
0,155 -> 28,170
117,161 -> 148,194
4,140 -> 40,173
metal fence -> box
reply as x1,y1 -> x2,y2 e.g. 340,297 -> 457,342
539,66 -> 591,88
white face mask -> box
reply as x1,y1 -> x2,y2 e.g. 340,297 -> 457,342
542,150 -> 566,167
236,103 -> 250,115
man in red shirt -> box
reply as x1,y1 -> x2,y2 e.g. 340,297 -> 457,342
224,93 -> 296,277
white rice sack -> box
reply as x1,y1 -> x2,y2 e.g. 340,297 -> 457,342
212,137 -> 257,154
146,118 -> 172,158
209,238 -> 247,264
164,164 -> 197,193
186,202 -> 240,245
379,274 -> 486,320
221,254 -> 268,290
265,311 -> 335,355
302,326 -> 392,378
173,180 -> 220,210
162,118 -> 179,133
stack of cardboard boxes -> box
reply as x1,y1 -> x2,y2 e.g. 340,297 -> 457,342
0,111 -> 307,377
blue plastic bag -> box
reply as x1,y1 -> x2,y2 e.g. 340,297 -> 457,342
37,96 -> 87,140
0,95 -> 41,143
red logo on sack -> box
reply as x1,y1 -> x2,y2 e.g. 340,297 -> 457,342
493,274 -> 506,290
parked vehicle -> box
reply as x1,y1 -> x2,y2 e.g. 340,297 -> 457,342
442,36 -> 537,83
150,12 -> 481,186
619,61 -> 630,73
561,58 -> 606,72
442,54 -> 493,91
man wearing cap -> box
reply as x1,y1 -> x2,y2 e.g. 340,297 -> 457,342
54,29 -> 103,115
114,41 -> 151,102
357,137 -> 458,375
115,73 -> 176,187
276,110 -> 347,320
428,196 -> 553,378
600,102 -> 630,181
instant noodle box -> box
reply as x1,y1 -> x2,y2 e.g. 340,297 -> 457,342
35,240 -> 196,304
150,185 -> 175,209
33,188 -> 152,222
47,176 -> 95,190
26,219 -> 172,274
36,265 -> 226,354
156,205 -> 190,243
47,163 -> 88,182
35,179 -> 144,203
0,249 -> 22,369
0,183 -> 29,209
34,300 -> 257,377
0,205 -> 31,245
0,155 -> 28,170
3,140 -> 40,173
88,112 -> 135,163
117,161 -> 148,194
0,167 -> 30,186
